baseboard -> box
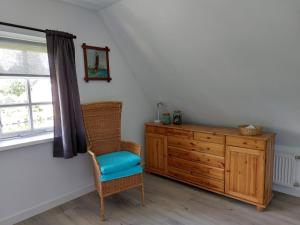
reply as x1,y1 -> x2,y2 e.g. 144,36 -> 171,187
273,184 -> 300,198
0,183 -> 95,225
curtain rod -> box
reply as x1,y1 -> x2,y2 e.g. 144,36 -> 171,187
0,21 -> 77,39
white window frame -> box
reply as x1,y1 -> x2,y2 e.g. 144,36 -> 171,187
0,74 -> 53,140
0,34 -> 53,141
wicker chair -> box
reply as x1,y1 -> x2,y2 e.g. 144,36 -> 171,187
81,102 -> 144,221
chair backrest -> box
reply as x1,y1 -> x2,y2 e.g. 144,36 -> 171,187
81,101 -> 122,156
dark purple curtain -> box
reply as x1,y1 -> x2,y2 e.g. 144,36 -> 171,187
46,30 -> 86,158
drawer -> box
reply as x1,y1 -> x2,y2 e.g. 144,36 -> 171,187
194,132 -> 225,144
168,136 -> 225,157
168,167 -> 224,193
168,156 -> 224,180
146,126 -> 166,135
167,128 -> 193,139
168,147 -> 224,169
227,136 -> 266,150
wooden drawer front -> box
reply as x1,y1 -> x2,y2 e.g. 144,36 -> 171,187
167,128 -> 193,139
168,167 -> 224,193
168,136 -> 225,157
168,147 -> 224,169
146,126 -> 166,135
168,156 -> 224,180
194,132 -> 225,144
227,136 -> 266,150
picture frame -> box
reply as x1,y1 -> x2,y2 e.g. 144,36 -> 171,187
82,43 -> 111,82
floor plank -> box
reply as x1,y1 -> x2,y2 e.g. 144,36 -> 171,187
16,174 -> 300,225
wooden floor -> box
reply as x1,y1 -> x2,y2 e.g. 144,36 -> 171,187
17,174 -> 300,225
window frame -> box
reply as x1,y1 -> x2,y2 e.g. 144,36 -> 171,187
0,38 -> 53,140
0,74 -> 53,140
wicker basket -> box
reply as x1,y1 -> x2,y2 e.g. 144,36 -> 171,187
239,124 -> 262,136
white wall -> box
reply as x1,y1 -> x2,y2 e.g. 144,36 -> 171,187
0,0 -> 152,224
99,0 -> 300,195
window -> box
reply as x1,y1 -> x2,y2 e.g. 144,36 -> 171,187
0,33 -> 53,140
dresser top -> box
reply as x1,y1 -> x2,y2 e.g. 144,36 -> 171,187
145,122 -> 275,140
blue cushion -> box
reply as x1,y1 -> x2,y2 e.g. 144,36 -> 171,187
96,151 -> 141,175
100,165 -> 143,182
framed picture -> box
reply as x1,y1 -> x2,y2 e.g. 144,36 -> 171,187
82,43 -> 111,82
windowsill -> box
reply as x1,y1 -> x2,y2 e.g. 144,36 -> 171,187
0,133 -> 53,152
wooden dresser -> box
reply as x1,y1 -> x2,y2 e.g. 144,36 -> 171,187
145,122 -> 275,211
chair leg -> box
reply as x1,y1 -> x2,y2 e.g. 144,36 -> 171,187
140,183 -> 145,206
100,196 -> 105,221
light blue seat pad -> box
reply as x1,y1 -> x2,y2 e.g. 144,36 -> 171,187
96,151 -> 141,175
100,165 -> 143,182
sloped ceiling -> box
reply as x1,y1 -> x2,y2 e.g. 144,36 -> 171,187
57,0 -> 121,10
100,0 -> 300,147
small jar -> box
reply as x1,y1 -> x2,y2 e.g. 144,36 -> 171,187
173,111 -> 182,125
162,113 -> 171,125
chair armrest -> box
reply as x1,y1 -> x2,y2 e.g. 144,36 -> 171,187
121,140 -> 141,156
87,146 -> 102,177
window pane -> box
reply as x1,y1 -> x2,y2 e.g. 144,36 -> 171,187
30,78 -> 52,103
0,78 -> 28,104
0,106 -> 30,133
0,39 -> 49,75
32,104 -> 53,129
